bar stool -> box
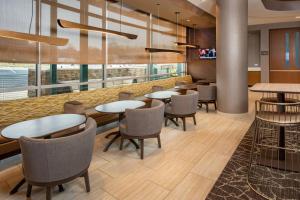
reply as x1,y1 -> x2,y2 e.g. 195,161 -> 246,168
248,100 -> 300,199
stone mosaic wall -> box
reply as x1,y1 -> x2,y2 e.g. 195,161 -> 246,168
0,75 -> 192,127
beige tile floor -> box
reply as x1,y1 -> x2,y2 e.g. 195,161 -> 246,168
0,92 -> 260,200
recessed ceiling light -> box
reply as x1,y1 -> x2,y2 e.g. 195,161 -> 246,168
296,16 -> 300,19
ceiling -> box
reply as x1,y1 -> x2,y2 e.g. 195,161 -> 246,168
121,0 -> 216,28
188,0 -> 300,25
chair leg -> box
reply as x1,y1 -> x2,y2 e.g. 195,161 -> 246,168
46,186 -> 51,200
84,171 -> 90,193
182,117 -> 186,131
140,139 -> 144,159
193,115 -> 196,125
119,137 -> 124,150
165,118 -> 168,127
26,184 -> 32,198
58,185 -> 64,192
157,135 -> 161,148
206,103 -> 209,113
214,101 -> 217,110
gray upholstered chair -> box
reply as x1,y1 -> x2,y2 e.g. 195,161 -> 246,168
197,85 -> 217,112
175,80 -> 188,86
165,90 -> 198,131
52,101 -> 86,138
152,85 -> 164,92
19,118 -> 97,200
63,101 -> 85,115
118,91 -> 134,100
119,100 -> 165,159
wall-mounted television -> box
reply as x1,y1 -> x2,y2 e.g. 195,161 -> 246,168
198,48 -> 216,59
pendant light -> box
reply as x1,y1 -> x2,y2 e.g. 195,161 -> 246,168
0,0 -> 68,46
57,0 -> 138,40
175,21 -> 198,48
145,3 -> 183,54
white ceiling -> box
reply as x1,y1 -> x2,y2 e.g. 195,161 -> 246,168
187,0 -> 300,25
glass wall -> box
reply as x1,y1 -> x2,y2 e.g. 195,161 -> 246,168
0,0 -> 186,101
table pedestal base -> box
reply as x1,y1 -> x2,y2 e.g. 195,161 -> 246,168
257,148 -> 300,172
103,131 -> 139,152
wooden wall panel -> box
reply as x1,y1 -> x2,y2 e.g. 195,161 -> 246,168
248,71 -> 261,86
269,27 -> 300,83
270,71 -> 300,83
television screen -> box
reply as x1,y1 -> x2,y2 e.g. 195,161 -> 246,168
198,48 -> 216,59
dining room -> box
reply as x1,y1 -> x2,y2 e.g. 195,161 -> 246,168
0,0 -> 300,200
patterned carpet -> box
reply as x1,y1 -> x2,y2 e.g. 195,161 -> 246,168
206,122 -> 300,200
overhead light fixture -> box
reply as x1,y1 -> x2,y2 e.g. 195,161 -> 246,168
145,3 -> 183,54
175,15 -> 198,49
0,0 -> 68,46
57,19 -> 137,40
145,48 -> 183,54
296,16 -> 300,19
0,29 -> 68,46
57,0 -> 137,40
262,0 -> 300,11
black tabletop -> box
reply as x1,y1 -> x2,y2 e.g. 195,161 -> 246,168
95,100 -> 146,114
1,114 -> 86,140
144,91 -> 180,100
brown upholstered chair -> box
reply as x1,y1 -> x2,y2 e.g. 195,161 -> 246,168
165,90 -> 198,131
0,132 -> 20,160
152,85 -> 164,92
63,101 -> 85,115
118,91 -> 134,100
175,80 -> 188,86
119,100 -> 165,159
197,85 -> 217,112
19,118 -> 97,200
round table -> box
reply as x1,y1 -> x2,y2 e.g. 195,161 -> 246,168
95,100 -> 146,152
174,84 -> 198,90
95,100 -> 145,114
1,114 -> 86,139
0,114 -> 86,195
144,91 -> 179,100
196,80 -> 215,85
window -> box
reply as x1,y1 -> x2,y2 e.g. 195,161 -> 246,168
0,63 -> 37,100
106,64 -> 148,87
151,63 -> 186,80
0,0 -> 187,101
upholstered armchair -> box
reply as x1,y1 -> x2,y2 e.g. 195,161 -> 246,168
165,90 -> 198,131
19,118 -> 97,200
118,91 -> 135,100
152,85 -> 164,92
63,101 -> 85,115
119,100 -> 165,159
197,85 -> 217,112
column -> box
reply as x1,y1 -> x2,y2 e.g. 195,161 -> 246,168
216,0 -> 248,113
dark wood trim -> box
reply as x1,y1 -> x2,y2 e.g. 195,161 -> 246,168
164,113 -> 197,131
198,100 -> 217,113
120,132 -> 161,159
26,168 -> 90,200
